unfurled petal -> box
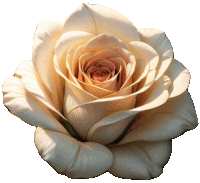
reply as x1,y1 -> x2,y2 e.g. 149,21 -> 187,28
118,91 -> 197,144
15,60 -> 64,120
63,3 -> 140,42
2,76 -> 68,135
32,20 -> 63,110
34,127 -> 113,178
108,140 -> 172,179
166,59 -> 190,98
83,33 -> 129,53
55,31 -> 95,62
132,59 -> 150,87
128,41 -> 159,70
138,28 -> 173,80
68,73 -> 170,142
87,70 -> 155,144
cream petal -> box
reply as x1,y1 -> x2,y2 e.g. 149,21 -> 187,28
103,59 -> 149,98
65,50 -> 117,97
108,140 -> 172,179
83,33 -> 129,53
87,73 -> 170,143
55,31 -> 95,66
118,91 -> 198,144
15,60 -> 64,120
54,54 -> 97,100
2,76 -> 68,135
132,59 -> 150,87
83,49 -> 120,63
65,48 -> 82,87
87,115 -> 136,145
108,47 -> 137,90
166,59 -> 190,98
71,45 -> 85,77
63,3 -> 140,42
86,70 -> 154,144
138,28 -> 173,80
128,41 -> 159,70
32,20 -> 63,110
17,61 -> 78,138
34,127 -> 113,178
67,70 -> 156,141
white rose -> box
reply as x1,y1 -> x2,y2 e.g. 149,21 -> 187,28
2,3 -> 198,179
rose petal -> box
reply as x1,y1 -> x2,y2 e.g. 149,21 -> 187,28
34,127 -> 113,178
67,70 -> 155,141
86,70 -> 155,144
15,60 -> 65,120
118,91 -> 198,144
128,41 -> 159,71
86,74 -> 170,144
32,20 -> 63,110
54,53 -> 97,99
63,3 -> 140,42
108,140 -> 172,179
2,76 -> 68,135
79,47 -> 136,89
132,59 -> 150,86
138,28 -> 173,80
66,49 -> 118,97
166,59 -> 191,98
83,33 -> 129,53
55,31 -> 95,67
104,59 -> 149,98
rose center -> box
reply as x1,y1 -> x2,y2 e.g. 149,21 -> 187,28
84,59 -> 116,82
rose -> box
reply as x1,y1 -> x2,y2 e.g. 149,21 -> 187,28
2,3 -> 198,179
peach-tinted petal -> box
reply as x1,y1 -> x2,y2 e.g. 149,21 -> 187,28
83,33 -> 129,53
66,49 -> 118,97
54,54 -> 97,104
85,70 -> 155,144
34,127 -> 113,178
67,70 -> 156,141
55,31 -> 95,63
128,41 -> 159,70
32,20 -> 63,110
166,59 -> 190,98
108,140 -> 172,179
118,91 -> 197,144
138,28 -> 173,80
2,76 -> 68,135
15,60 -> 64,120
63,3 -> 140,42
132,59 -> 150,88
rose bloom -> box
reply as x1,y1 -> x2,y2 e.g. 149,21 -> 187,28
2,3 -> 198,179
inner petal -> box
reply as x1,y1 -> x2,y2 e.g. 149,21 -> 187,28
92,67 -> 111,82
86,59 -> 116,82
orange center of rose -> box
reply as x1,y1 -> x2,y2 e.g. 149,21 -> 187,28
84,59 -> 116,82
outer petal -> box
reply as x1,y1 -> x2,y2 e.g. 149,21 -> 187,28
66,70 -> 158,141
15,60 -> 63,119
63,3 -> 140,42
166,59 -> 190,98
32,20 -> 63,110
15,60 -> 79,138
128,41 -> 159,71
65,71 -> 170,144
118,91 -> 198,145
34,127 -> 113,178
108,140 -> 172,179
138,28 -> 173,80
2,76 -> 68,135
